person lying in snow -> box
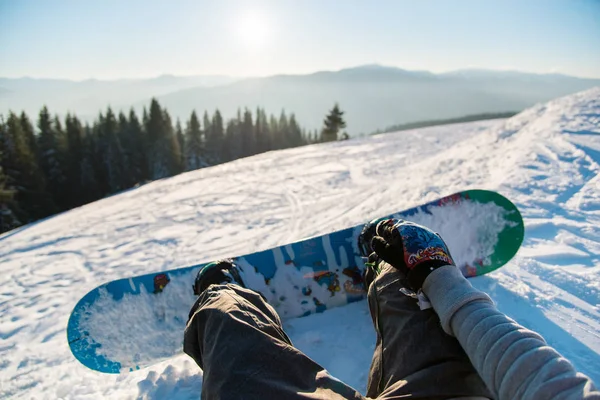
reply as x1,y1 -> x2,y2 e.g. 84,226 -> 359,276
183,218 -> 600,399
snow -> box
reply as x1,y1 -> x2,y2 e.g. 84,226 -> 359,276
1,87 -> 600,399
404,200 -> 514,272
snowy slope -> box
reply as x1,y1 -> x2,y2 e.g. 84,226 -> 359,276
1,88 -> 599,399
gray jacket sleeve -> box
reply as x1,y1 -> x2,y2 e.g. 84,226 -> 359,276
423,265 -> 600,400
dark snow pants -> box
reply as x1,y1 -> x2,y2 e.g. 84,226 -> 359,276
183,262 -> 492,399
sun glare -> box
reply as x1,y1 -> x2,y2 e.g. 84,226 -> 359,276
233,11 -> 271,49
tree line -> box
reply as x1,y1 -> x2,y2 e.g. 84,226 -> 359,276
370,111 -> 518,135
0,99 -> 347,234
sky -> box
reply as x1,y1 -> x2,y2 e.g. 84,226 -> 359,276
1,0 -> 599,80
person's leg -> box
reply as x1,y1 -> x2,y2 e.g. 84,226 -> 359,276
184,283 -> 365,400
366,262 -> 493,400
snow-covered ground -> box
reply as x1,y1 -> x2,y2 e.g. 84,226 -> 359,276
1,88 -> 599,399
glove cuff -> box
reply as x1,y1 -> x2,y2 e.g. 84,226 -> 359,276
407,259 -> 452,291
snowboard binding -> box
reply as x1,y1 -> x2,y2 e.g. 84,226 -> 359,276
192,259 -> 245,295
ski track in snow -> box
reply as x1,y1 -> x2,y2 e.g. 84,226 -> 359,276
1,88 -> 600,399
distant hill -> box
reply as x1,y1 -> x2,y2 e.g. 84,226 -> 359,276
0,75 -> 237,120
155,66 -> 599,135
2,65 -> 599,135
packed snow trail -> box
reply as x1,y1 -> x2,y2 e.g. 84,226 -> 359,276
0,88 -> 599,399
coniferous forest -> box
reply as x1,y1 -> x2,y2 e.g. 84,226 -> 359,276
0,99 -> 346,234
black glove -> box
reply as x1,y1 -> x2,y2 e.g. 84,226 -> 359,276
370,219 -> 455,291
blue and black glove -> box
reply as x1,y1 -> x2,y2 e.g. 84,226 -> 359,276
367,219 -> 456,291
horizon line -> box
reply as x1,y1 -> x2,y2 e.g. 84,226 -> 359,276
2,63 -> 600,82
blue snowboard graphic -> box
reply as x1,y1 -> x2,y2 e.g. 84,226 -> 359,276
67,189 -> 524,373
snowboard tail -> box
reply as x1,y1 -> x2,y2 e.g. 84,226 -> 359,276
67,189 -> 524,373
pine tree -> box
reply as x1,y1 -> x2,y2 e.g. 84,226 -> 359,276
184,111 -> 205,170
277,111 -> 290,149
288,114 -> 304,147
20,112 -> 38,159
0,117 -> 20,232
255,108 -> 271,153
90,113 -> 109,196
116,112 -> 134,188
240,109 -> 255,157
321,103 -> 346,142
142,107 -> 149,130
164,110 -> 183,175
79,124 -> 102,203
269,114 -> 279,148
0,161 -> 19,233
227,109 -> 243,161
175,119 -> 185,169
126,109 -> 148,183
2,112 -> 55,222
202,111 -> 212,163
0,162 -> 12,204
206,110 -> 224,165
0,163 -> 15,202
224,119 -> 239,162
202,110 -> 212,159
102,108 -> 127,193
145,99 -> 172,179
37,107 -> 68,210
64,114 -> 85,207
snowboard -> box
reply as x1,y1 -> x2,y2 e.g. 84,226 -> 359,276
67,189 -> 524,373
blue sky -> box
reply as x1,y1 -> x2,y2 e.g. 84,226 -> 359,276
1,0 -> 599,80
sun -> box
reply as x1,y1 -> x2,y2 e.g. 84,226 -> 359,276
233,11 -> 271,49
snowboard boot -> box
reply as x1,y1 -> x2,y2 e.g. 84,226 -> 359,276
359,217 -> 388,291
192,259 -> 245,295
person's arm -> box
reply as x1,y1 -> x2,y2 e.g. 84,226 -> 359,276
424,265 -> 600,400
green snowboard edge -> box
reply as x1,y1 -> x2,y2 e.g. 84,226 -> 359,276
463,189 -> 524,276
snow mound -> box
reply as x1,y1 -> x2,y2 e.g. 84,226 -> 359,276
0,87 -> 599,399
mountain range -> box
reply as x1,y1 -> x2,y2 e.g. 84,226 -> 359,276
1,65 -> 598,135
